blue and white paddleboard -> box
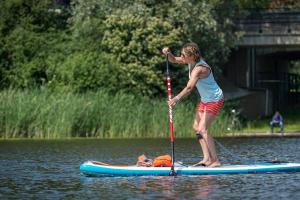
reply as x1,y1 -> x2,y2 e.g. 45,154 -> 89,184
80,161 -> 300,176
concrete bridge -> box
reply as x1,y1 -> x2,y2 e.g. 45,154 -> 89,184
237,11 -> 300,47
223,11 -> 300,119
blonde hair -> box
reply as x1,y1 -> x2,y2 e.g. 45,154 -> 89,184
181,42 -> 201,62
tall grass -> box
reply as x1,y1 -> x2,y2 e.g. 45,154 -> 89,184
0,89 -> 231,139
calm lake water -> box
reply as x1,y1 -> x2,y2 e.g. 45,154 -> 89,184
0,137 -> 300,199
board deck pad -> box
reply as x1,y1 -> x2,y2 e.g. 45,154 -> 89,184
80,161 -> 300,176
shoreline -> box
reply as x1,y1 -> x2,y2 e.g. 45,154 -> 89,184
0,132 -> 300,140
225,131 -> 300,137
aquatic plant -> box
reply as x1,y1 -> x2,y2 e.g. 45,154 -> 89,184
0,89 -> 230,139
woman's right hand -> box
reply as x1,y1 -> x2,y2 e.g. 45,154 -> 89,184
162,47 -> 171,56
162,47 -> 180,64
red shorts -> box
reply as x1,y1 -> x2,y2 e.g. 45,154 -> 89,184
196,97 -> 224,116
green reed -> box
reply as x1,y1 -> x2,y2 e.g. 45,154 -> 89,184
0,89 -> 230,139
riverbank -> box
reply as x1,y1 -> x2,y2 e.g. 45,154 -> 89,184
225,131 -> 300,137
1,131 -> 299,140
1,89 -> 299,139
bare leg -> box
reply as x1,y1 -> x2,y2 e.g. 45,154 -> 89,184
193,113 -> 210,165
197,112 -> 220,167
205,135 -> 220,167
199,139 -> 210,164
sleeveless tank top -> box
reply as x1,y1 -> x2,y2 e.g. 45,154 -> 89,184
189,60 -> 223,103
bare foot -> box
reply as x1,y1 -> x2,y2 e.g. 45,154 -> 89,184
208,161 -> 221,167
193,160 -> 209,167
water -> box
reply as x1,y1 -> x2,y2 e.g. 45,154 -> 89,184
0,137 -> 300,199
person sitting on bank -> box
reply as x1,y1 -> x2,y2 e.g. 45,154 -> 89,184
270,111 -> 284,134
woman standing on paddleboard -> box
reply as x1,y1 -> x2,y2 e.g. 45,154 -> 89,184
162,42 -> 224,167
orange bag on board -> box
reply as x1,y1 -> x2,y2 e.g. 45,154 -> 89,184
152,155 -> 172,167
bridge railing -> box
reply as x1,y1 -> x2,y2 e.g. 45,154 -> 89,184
235,11 -> 300,35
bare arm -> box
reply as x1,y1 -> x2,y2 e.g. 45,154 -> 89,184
162,47 -> 185,64
168,66 -> 210,106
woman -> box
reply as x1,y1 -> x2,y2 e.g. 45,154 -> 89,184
162,42 -> 224,167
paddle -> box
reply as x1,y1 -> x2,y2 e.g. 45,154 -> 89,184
165,54 -> 176,176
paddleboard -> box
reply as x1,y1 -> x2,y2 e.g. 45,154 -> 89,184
80,161 -> 300,176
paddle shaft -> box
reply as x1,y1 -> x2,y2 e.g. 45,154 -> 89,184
166,55 -> 175,175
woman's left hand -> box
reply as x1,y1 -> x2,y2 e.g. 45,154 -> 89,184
168,98 -> 177,106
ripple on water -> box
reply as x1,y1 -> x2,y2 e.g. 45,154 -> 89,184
0,138 -> 300,199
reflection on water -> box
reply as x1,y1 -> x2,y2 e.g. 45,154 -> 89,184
80,175 -> 217,199
0,138 -> 300,199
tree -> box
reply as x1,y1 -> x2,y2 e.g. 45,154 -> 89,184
0,0 -> 242,96
68,0 -> 182,95
0,0 -> 70,88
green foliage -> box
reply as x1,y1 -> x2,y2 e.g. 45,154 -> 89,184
238,0 -> 300,11
69,0 -> 107,50
268,0 -> 300,10
101,13 -> 181,95
289,61 -> 300,75
0,0 -> 243,95
67,0 -> 241,94
4,27 -> 47,88
0,89 -> 231,138
0,0 -> 70,89
1,1 -> 299,138
47,51 -> 122,93
237,0 -> 271,10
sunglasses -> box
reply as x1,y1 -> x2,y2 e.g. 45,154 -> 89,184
181,53 -> 191,58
